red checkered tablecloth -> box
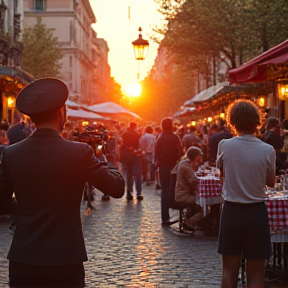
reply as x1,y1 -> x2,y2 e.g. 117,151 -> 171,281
266,198 -> 288,234
197,176 -> 222,198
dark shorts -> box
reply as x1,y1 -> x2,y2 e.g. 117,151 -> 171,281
218,201 -> 272,260
9,261 -> 85,287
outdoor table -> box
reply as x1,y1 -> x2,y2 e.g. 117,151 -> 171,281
265,193 -> 288,282
266,193 -> 288,242
196,176 -> 223,216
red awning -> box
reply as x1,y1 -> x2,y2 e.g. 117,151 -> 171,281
228,39 -> 288,84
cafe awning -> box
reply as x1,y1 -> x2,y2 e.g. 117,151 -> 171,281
0,66 -> 34,84
172,107 -> 196,118
0,66 -> 35,94
184,82 -> 226,106
228,39 -> 288,84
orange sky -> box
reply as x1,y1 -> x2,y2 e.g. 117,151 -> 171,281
89,0 -> 164,92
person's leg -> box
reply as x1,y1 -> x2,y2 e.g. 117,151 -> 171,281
221,254 -> 241,288
9,261 -> 85,287
246,259 -> 266,288
123,162 -> 133,198
241,203 -> 271,288
159,166 -> 171,222
146,153 -> 153,184
133,157 -> 142,196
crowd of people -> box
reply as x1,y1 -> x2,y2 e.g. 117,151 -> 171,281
0,78 -> 286,287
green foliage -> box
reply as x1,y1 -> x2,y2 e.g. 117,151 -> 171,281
156,0 -> 288,69
148,0 -> 288,120
21,17 -> 63,78
106,77 -> 124,104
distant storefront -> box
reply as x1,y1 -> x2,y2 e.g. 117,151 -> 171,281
0,66 -> 34,125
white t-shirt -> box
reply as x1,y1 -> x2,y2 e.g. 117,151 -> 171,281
217,134 -> 276,203
139,133 -> 155,154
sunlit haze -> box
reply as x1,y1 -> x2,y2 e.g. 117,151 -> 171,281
90,0 -> 163,92
126,82 -> 142,97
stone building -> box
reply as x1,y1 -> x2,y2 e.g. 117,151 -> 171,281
23,0 -> 110,105
0,0 -> 34,125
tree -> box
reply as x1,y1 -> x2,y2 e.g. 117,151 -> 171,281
21,17 -> 63,78
106,77 -> 124,104
154,0 -> 288,70
146,0 -> 288,119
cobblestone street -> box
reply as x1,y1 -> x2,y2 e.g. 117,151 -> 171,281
0,184 -> 285,288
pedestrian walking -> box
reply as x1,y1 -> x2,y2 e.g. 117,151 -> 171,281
121,121 -> 143,200
154,117 -> 184,226
140,125 -> 155,186
0,78 -> 124,288
217,100 -> 276,288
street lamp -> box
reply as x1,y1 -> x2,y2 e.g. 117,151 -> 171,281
132,27 -> 149,80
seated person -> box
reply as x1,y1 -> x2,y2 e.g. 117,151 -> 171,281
172,146 -> 204,230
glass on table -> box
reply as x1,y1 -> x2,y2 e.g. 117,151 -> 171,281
215,168 -> 220,178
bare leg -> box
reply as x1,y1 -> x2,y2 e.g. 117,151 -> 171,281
221,254 -> 241,288
246,259 -> 266,288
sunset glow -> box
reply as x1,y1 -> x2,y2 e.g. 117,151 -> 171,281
90,0 -> 163,89
125,83 -> 142,97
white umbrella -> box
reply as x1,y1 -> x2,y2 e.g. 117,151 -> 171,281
67,109 -> 107,120
87,101 -> 141,119
66,99 -> 82,108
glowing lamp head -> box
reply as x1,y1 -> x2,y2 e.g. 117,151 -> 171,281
7,97 -> 15,108
277,80 -> 288,100
132,27 -> 149,60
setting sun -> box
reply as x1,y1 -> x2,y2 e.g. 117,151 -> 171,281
125,83 -> 142,97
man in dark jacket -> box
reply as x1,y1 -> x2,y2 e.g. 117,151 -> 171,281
121,122 -> 143,200
208,119 -> 232,165
155,117 -> 184,226
7,120 -> 32,145
0,78 -> 124,287
262,116 -> 286,174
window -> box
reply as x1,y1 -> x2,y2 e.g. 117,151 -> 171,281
34,0 -> 45,11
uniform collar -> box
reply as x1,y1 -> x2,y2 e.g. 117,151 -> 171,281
31,128 -> 60,137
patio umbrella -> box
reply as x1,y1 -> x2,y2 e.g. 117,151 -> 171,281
66,99 -> 82,109
67,109 -> 108,120
87,101 -> 141,119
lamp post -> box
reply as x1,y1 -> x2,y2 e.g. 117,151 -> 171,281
132,27 -> 149,80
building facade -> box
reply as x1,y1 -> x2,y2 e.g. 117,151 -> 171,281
23,0 -> 110,105
0,0 -> 34,125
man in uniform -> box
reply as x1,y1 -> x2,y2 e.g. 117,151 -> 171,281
0,78 -> 124,287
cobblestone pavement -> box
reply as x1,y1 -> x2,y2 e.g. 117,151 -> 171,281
0,184 -> 285,288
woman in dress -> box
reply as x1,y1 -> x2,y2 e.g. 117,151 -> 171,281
217,100 -> 276,288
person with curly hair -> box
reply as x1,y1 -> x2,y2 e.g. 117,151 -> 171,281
217,100 -> 275,288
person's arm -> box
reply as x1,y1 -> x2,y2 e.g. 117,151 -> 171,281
175,135 -> 184,161
0,149 -> 14,214
83,144 -> 124,198
266,170 -> 275,188
266,149 -> 276,188
154,136 -> 161,166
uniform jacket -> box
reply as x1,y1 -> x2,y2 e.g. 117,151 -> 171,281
0,128 -> 124,266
